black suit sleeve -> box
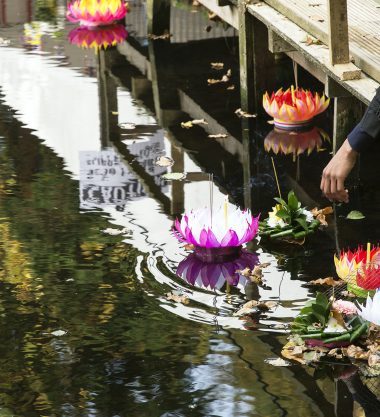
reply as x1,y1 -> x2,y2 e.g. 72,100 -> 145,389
347,87 -> 380,152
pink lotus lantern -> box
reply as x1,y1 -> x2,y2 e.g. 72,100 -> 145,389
173,201 -> 259,262
67,0 -> 128,27
68,25 -> 128,51
177,251 -> 259,291
264,127 -> 329,158
263,86 -> 330,130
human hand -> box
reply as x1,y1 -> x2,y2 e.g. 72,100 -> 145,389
320,139 -> 358,203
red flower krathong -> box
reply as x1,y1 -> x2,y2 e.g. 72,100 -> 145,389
263,86 -> 329,129
357,264 -> 380,290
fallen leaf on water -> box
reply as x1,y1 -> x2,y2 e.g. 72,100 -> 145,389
156,156 -> 174,167
345,345 -> 369,360
346,210 -> 365,220
237,263 -> 270,284
303,350 -> 323,363
161,172 -> 186,181
208,133 -> 228,139
191,119 -> 208,125
119,123 -> 136,130
51,330 -> 67,337
227,85 -> 235,90
267,120 -> 274,125
235,108 -> 257,118
207,69 -> 231,85
166,291 -> 189,304
265,357 -> 291,367
148,32 -> 172,40
181,121 -> 194,129
211,62 -> 224,70
102,227 -> 129,236
111,111 -> 119,115
307,277 -> 343,287
233,299 -> 277,316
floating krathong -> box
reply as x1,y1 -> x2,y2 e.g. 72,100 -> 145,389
174,202 -> 259,261
334,244 -> 380,296
67,0 -> 128,27
259,191 -> 327,241
264,127 -> 329,158
358,291 -> 380,326
263,86 -> 330,130
177,251 -> 259,291
68,25 -> 128,51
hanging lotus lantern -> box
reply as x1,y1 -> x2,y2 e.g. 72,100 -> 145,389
263,86 -> 330,130
67,0 -> 128,27
69,25 -> 127,51
177,251 -> 259,291
173,200 -> 259,262
334,244 -> 380,297
264,126 -> 329,159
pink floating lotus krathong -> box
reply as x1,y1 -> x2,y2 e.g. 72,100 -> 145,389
264,127 -> 329,158
67,0 -> 128,27
263,86 -> 330,130
174,202 -> 259,262
69,25 -> 128,51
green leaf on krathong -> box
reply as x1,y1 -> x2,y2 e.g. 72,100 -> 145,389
275,209 -> 289,220
288,191 -> 299,211
346,210 -> 365,220
295,217 -> 308,231
312,303 -> 328,326
316,292 -> 329,309
274,197 -> 287,207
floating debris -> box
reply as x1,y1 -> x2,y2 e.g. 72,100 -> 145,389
210,62 -> 224,70
156,156 -> 174,167
166,291 -> 189,304
208,133 -> 228,139
265,357 -> 291,367
235,108 -> 257,118
346,210 -> 365,220
51,330 -> 67,337
161,172 -> 186,181
119,123 -> 136,130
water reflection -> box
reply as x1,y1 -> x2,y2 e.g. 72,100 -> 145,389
0,0 -> 380,416
177,250 -> 259,292
69,25 -> 128,52
264,126 -> 329,159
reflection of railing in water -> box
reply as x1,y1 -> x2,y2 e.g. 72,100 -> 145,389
126,0 -> 236,44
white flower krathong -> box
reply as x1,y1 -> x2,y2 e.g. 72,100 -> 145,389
174,204 -> 259,248
358,291 -> 380,326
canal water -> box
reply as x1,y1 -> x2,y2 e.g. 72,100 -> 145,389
0,1 -> 380,416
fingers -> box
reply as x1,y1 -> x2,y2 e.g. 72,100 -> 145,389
321,170 -> 349,203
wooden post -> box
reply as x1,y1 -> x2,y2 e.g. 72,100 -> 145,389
170,144 -> 185,215
332,96 -> 361,153
327,0 -> 350,65
239,1 -> 276,115
147,0 -> 171,36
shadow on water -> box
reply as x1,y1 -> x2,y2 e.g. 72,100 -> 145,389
0,0 -> 380,416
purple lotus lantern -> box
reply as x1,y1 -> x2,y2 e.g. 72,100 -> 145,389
177,251 -> 259,291
173,201 -> 259,262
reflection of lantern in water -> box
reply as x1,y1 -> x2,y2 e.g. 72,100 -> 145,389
173,202 -> 259,262
263,86 -> 329,130
67,0 -> 128,27
69,25 -> 128,51
264,126 -> 329,158
177,251 -> 259,291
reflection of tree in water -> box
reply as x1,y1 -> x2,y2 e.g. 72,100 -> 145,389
35,0 -> 57,23
0,107 -> 215,416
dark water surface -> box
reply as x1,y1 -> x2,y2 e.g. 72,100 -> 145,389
0,1 -> 380,416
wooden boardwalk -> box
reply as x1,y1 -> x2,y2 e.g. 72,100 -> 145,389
265,0 -> 380,84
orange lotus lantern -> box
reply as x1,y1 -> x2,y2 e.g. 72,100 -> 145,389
263,86 -> 330,130
68,25 -> 128,51
67,0 -> 128,27
264,126 -> 329,158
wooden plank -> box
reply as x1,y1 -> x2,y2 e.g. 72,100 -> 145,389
264,0 -> 380,83
327,0 -> 349,65
196,0 -> 239,28
247,2 -> 379,105
146,0 -> 171,35
268,30 -> 295,53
